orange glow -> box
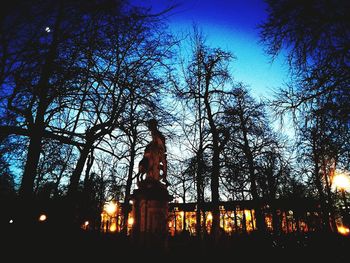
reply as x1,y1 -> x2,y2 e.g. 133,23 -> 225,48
337,226 -> 350,236
207,213 -> 213,221
81,220 -> 90,230
128,217 -> 134,226
110,223 -> 117,232
105,202 -> 117,215
333,172 -> 350,191
39,214 -> 47,222
245,210 -> 251,221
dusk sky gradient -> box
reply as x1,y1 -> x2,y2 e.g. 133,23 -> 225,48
132,0 -> 290,99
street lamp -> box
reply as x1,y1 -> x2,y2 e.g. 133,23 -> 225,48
39,214 -> 47,222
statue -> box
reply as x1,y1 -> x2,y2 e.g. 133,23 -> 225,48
130,119 -> 172,247
137,119 -> 169,186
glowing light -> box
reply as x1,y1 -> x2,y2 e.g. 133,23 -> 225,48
337,226 -> 350,236
81,220 -> 90,230
9,219 -> 13,224
207,213 -> 213,221
110,223 -> 117,232
128,217 -> 134,226
333,172 -> 350,191
39,214 -> 47,222
105,202 -> 117,215
245,210 -> 252,221
45,27 -> 51,33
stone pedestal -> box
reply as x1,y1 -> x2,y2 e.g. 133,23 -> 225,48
130,178 -> 172,248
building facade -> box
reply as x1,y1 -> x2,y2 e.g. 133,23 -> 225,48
99,197 -> 334,235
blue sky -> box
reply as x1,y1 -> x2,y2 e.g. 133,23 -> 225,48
131,0 -> 289,99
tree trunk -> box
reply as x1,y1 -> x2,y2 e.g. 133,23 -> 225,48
267,168 -> 280,235
123,138 -> 136,234
19,122 -> 45,199
322,159 -> 337,231
242,209 -> 247,234
242,128 -> 265,233
182,183 -> 187,232
248,165 -> 265,232
54,148 -> 73,197
210,144 -> 221,238
183,211 -> 187,232
83,151 -> 94,190
233,206 -> 238,233
196,97 -> 204,239
313,160 -> 331,231
67,141 -> 93,199
19,2 -> 62,199
81,151 -> 94,222
204,92 -> 221,240
196,160 -> 203,238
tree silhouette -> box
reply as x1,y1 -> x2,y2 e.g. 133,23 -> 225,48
260,0 -> 349,123
176,27 -> 233,239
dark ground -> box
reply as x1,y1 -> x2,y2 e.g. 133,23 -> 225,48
1,222 -> 349,262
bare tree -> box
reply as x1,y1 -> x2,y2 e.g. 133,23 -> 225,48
0,1 -> 176,211
223,87 -> 272,232
260,0 -> 349,117
255,135 -> 290,234
176,27 -> 233,239
0,0 -> 121,200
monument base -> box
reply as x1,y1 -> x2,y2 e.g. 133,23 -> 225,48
130,178 -> 172,249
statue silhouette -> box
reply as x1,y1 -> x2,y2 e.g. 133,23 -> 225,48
137,119 -> 168,186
